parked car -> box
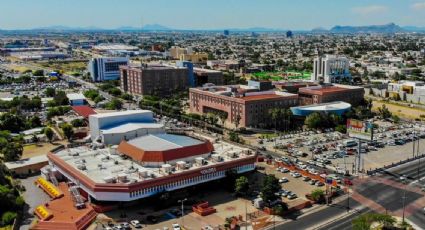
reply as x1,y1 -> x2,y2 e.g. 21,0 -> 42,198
279,177 -> 289,183
130,220 -> 142,228
172,224 -> 181,230
309,179 -> 318,185
287,193 -> 298,199
315,181 -> 325,187
303,176 -> 311,181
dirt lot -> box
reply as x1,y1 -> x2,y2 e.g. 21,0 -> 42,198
21,141 -> 67,159
372,100 -> 425,120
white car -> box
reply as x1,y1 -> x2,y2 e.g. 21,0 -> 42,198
293,172 -> 302,178
172,224 -> 181,230
279,177 -> 289,183
130,220 -> 142,228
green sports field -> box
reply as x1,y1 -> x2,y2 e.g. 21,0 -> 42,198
252,71 -> 311,81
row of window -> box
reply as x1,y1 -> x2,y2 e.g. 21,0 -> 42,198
128,164 -> 254,199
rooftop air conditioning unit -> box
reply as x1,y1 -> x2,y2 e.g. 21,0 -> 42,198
77,164 -> 86,170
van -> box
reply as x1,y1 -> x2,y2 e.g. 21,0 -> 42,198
343,139 -> 357,147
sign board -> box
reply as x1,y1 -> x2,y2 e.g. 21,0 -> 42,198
200,168 -> 216,175
347,119 -> 373,141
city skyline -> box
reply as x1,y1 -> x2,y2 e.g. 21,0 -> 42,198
1,0 -> 425,30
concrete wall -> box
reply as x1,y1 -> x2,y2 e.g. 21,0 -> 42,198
89,111 -> 154,141
102,127 -> 165,145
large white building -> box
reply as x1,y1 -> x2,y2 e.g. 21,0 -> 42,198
45,133 -> 256,202
88,57 -> 129,82
312,55 -> 351,83
89,110 -> 164,145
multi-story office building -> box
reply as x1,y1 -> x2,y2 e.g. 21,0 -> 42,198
189,84 -> 298,128
312,55 -> 351,83
120,64 -> 189,97
88,57 -> 129,82
298,84 -> 364,106
180,52 -> 208,64
170,46 -> 192,59
193,68 -> 224,86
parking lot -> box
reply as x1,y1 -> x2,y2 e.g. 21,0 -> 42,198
256,162 -> 325,206
247,121 -> 425,176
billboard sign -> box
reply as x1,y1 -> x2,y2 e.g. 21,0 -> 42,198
347,119 -> 373,141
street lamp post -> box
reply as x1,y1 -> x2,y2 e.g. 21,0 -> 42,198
178,198 -> 187,228
402,189 -> 406,223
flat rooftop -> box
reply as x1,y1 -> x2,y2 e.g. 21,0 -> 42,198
66,93 -> 86,101
52,135 -> 253,184
101,123 -> 164,134
127,133 -> 203,151
192,85 -> 297,101
292,101 -> 351,110
89,110 -> 152,119
5,155 -> 48,170
299,84 -> 363,95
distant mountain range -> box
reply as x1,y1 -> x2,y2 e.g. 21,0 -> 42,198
1,23 -> 425,33
329,23 -> 405,33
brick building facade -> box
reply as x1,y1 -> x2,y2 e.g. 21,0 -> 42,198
120,64 -> 188,97
298,84 -> 364,106
189,85 -> 298,128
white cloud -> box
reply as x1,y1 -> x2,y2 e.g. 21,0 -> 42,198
411,2 -> 425,10
352,5 -> 388,15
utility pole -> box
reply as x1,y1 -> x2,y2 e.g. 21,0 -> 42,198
346,183 -> 350,212
413,130 -> 416,158
402,186 -> 406,223
178,198 -> 187,228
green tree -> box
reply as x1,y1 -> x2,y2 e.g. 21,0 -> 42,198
105,99 -> 123,110
235,176 -> 249,196
1,142 -> 23,162
310,189 -> 325,201
269,108 -> 283,131
0,113 -> 26,133
61,123 -> 74,141
392,115 -> 400,123
234,114 -> 241,130
32,69 -> 44,76
71,119 -> 85,127
261,175 -> 281,204
377,104 -> 392,119
44,87 -> 56,97
54,91 -> 69,106
217,111 -> 228,128
304,112 -> 323,129
120,93 -> 133,101
272,204 -> 288,216
1,211 -> 17,226
27,115 -> 42,128
352,213 -> 396,230
44,127 -> 54,143
108,88 -> 122,96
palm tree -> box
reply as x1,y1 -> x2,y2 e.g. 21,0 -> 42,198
283,109 -> 293,132
234,114 -> 241,131
268,108 -> 283,133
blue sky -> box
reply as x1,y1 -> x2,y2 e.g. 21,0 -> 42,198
1,0 -> 425,30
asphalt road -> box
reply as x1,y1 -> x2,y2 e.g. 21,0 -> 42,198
272,158 -> 425,230
273,198 -> 361,230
